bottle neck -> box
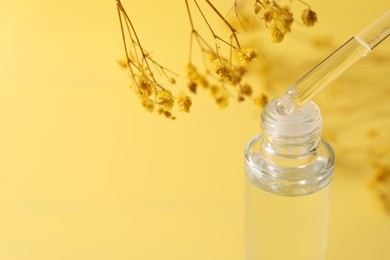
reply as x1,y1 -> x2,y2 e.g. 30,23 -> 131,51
244,97 -> 335,196
261,97 -> 322,159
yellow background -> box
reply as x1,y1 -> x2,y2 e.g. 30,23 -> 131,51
0,0 -> 389,259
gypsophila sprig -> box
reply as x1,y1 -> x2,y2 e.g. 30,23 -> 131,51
185,0 -> 263,108
115,0 -> 318,116
301,8 -> 317,27
244,0 -> 318,42
116,0 -> 192,119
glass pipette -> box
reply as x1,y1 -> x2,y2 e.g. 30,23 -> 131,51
276,10 -> 390,115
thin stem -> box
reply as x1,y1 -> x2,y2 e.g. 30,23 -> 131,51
146,57 -> 180,77
192,33 -> 212,69
193,0 -> 217,37
214,35 -> 241,52
214,40 -> 222,62
185,0 -> 195,62
185,0 -> 195,30
118,1 -> 156,82
123,18 -> 141,67
188,32 -> 194,62
203,0 -> 241,49
194,31 -> 216,53
228,0 -> 248,32
229,35 -> 233,65
116,3 -> 132,65
297,0 -> 311,8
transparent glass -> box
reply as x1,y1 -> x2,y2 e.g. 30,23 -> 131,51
244,98 -> 335,260
285,10 -> 390,107
245,180 -> 331,260
286,36 -> 371,107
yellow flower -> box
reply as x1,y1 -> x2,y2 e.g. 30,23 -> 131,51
177,92 -> 192,113
117,58 -> 128,69
207,51 -> 218,62
270,25 -> 284,43
301,8 -> 317,27
255,93 -> 268,108
158,108 -> 173,119
210,85 -> 229,108
263,8 -> 273,23
216,95 -> 229,108
254,2 -> 262,14
230,66 -> 246,85
157,90 -> 174,110
168,77 -> 176,84
238,48 -> 257,64
141,96 -> 155,112
371,163 -> 390,213
186,63 -> 209,88
240,84 -> 253,96
213,59 -> 231,80
188,81 -> 197,94
273,5 -> 293,34
138,77 -> 153,96
186,63 -> 197,77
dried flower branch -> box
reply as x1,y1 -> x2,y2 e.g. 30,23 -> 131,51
236,0 -> 318,42
116,0 -> 318,117
185,0 -> 265,109
116,0 -> 192,119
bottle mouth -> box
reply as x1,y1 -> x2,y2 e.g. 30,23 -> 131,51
261,97 -> 322,158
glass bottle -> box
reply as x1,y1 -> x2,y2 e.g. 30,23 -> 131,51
244,97 -> 335,260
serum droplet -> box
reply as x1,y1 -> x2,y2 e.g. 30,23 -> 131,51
275,96 -> 295,116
